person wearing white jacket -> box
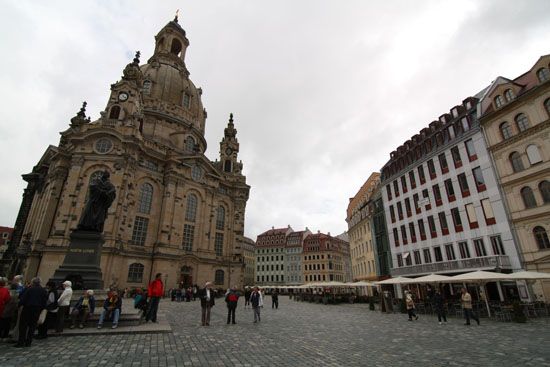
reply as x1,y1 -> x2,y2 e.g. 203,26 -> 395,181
56,280 -> 73,332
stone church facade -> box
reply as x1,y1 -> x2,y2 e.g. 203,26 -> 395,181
2,18 -> 250,290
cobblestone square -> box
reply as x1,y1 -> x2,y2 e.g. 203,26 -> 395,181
1,297 -> 549,367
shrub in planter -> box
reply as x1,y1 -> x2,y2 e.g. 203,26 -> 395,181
512,301 -> 527,323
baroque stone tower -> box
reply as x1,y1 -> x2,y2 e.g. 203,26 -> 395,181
2,17 -> 250,290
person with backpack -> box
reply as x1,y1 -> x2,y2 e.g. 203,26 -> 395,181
225,286 -> 239,324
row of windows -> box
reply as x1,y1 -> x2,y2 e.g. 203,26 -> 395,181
256,248 -> 283,254
391,200 -> 496,246
305,274 -> 344,282
396,235 -> 505,267
257,275 -> 285,282
509,145 -> 543,173
493,70 -> 549,111
257,255 -> 285,262
382,108 -> 476,179
257,264 -> 284,272
351,240 -> 373,258
498,113 -> 532,140
389,168 -> 487,224
352,260 -> 376,276
386,139 -> 477,201
520,181 -> 550,209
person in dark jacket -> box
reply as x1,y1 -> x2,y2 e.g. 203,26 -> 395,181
199,282 -> 215,326
15,277 -> 47,347
225,286 -> 239,324
271,290 -> 279,309
97,291 -> 122,329
250,287 -> 263,323
434,289 -> 447,324
244,287 -> 251,309
70,290 -> 96,329
36,281 -> 58,339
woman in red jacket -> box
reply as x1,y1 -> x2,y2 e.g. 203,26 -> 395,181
145,273 -> 164,323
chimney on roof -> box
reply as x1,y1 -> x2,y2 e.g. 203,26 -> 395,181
317,230 -> 320,234
305,227 -> 309,231
328,232 -> 331,236
288,224 -> 290,228
272,226 -> 274,230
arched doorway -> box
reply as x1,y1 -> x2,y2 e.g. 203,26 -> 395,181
180,266 -> 193,289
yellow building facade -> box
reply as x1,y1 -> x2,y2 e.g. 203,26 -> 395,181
479,55 -> 550,300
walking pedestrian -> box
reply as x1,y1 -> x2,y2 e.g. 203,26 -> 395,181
146,273 -> 164,323
15,277 -> 47,348
271,290 -> 279,309
461,287 -> 480,326
250,286 -> 263,323
199,282 -> 215,326
433,289 -> 447,324
225,286 -> 239,324
244,287 -> 251,309
0,287 -> 18,341
36,281 -> 58,339
56,280 -> 73,333
12,275 -> 24,295
405,292 -> 419,321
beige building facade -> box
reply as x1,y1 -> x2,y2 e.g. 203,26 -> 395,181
479,55 -> 550,300
346,173 -> 380,282
241,236 -> 256,287
302,232 -> 351,283
5,18 -> 250,290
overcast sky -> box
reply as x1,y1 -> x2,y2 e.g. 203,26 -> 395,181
1,0 -> 549,240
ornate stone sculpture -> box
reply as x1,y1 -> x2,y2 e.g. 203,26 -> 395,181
77,170 -> 116,232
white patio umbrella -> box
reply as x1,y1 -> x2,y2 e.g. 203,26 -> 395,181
503,270 -> 550,280
449,271 -> 510,318
401,273 -> 453,284
348,281 -> 374,287
375,276 -> 413,285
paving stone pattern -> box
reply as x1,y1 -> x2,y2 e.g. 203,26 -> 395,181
1,297 -> 549,366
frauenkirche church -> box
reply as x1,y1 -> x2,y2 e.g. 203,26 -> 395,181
1,17 -> 250,289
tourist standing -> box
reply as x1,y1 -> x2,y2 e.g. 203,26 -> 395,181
225,286 -> 239,324
16,277 -> 47,347
56,280 -> 73,333
70,290 -> 96,329
36,281 -> 58,339
461,287 -> 480,326
0,278 -> 11,340
244,287 -> 251,309
12,275 -> 24,295
97,290 -> 122,329
1,287 -> 18,341
146,273 -> 164,323
434,290 -> 447,324
199,282 -> 215,326
405,292 -> 419,321
271,290 -> 279,309
250,286 -> 263,323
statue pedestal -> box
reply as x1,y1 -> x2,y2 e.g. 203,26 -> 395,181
51,230 -> 104,289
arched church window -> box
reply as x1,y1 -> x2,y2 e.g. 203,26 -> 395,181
185,194 -> 197,222
224,160 -> 232,173
540,181 -> 550,203
214,270 -> 224,285
170,39 -> 182,56
109,105 -> 121,119
183,93 -> 191,108
138,183 -> 153,214
191,166 -> 203,181
216,206 -> 225,230
185,136 -> 195,153
127,263 -> 144,283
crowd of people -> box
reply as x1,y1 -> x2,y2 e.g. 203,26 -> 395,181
0,272 -> 166,348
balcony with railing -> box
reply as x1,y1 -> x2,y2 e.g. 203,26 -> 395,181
391,255 -> 511,277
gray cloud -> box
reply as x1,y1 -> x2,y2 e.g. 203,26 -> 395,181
1,0 -> 549,240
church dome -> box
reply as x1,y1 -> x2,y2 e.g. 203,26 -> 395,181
139,19 -> 206,135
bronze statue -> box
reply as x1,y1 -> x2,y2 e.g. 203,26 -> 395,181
77,170 -> 116,232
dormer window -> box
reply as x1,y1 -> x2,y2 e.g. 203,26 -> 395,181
494,95 -> 504,108
504,89 -> 514,102
537,67 -> 550,83
183,93 -> 191,108
465,101 -> 472,109
451,108 -> 459,118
